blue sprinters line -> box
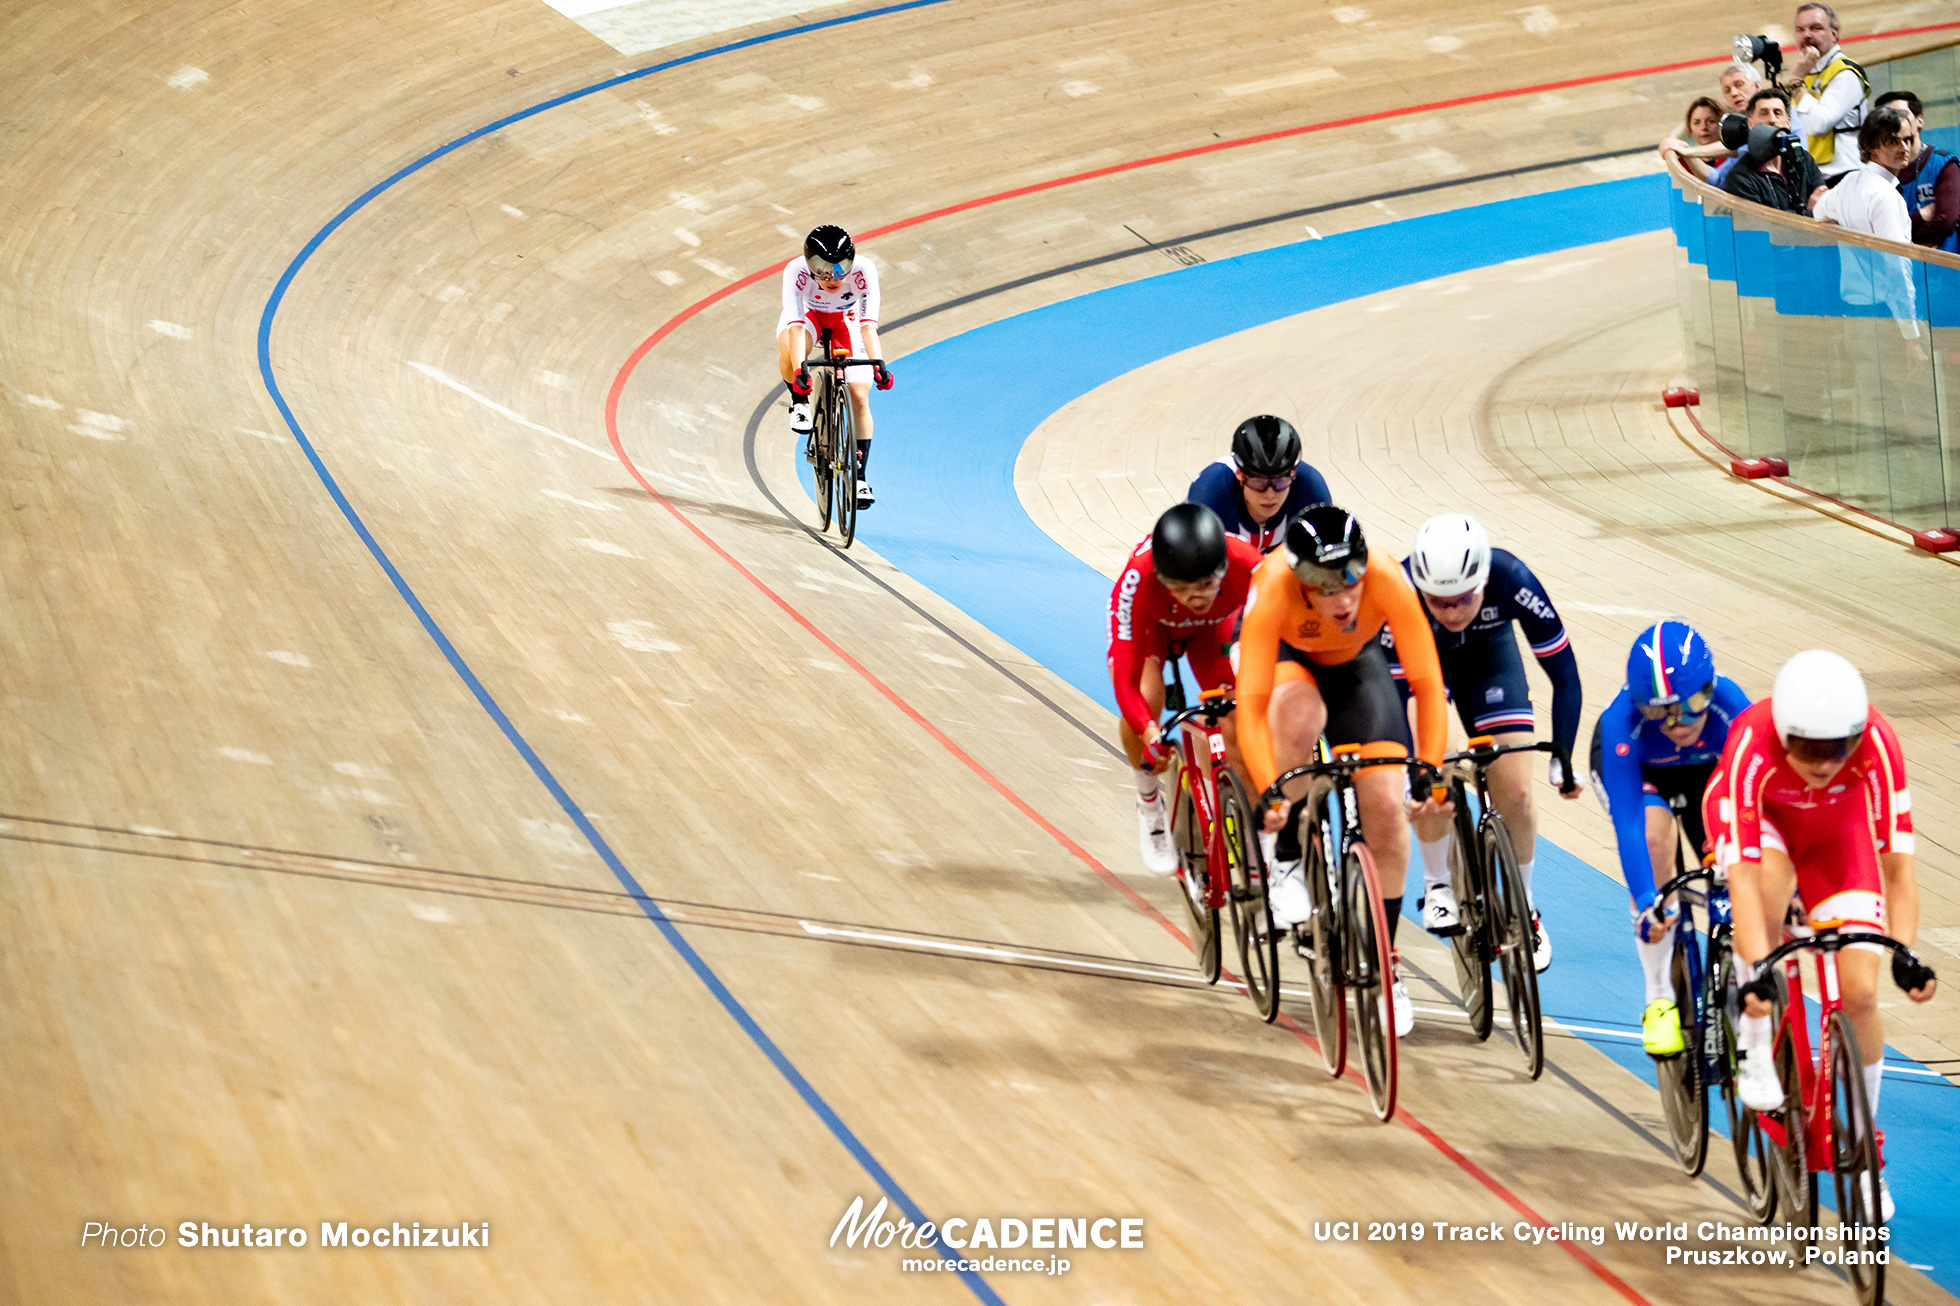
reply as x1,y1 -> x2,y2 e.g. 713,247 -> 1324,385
254,4 -> 999,1299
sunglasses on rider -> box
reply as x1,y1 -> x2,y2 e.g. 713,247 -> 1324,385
1293,558 -> 1365,596
1424,589 -> 1481,610
1785,731 -> 1863,764
1637,682 -> 1717,724
806,257 -> 853,281
1241,472 -> 1295,493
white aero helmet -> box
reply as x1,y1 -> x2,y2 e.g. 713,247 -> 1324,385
1408,513 -> 1491,598
1771,649 -> 1869,760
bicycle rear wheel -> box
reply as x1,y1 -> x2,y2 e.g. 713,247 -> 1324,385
1445,782 -> 1492,1040
811,373 -> 835,532
834,390 -> 858,547
1346,839 -> 1398,1122
1222,771 -> 1279,1022
1169,755 -> 1220,985
1656,923 -> 1710,1174
1715,944 -> 1776,1220
1827,1010 -> 1884,1306
1301,813 -> 1346,1077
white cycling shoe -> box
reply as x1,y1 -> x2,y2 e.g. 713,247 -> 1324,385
789,399 -> 813,435
855,479 -> 875,508
1856,1171 -> 1895,1224
1531,911 -> 1552,973
1136,794 -> 1177,876
1423,884 -> 1462,935
1736,1048 -> 1784,1113
1392,976 -> 1414,1038
1269,859 -> 1311,927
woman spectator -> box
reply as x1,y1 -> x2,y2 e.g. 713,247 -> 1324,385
1660,97 -> 1737,184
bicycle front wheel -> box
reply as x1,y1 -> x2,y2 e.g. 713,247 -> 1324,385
834,391 -> 858,547
1656,922 -> 1709,1174
1346,839 -> 1398,1122
1487,816 -> 1542,1081
1715,942 -> 1776,1221
1446,782 -> 1492,1040
1302,815 -> 1346,1077
1169,755 -> 1220,985
811,374 -> 835,531
1221,771 -> 1279,1021
1767,985 -> 1817,1233
1827,1010 -> 1884,1306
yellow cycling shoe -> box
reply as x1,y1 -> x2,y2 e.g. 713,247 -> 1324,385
1642,999 -> 1685,1056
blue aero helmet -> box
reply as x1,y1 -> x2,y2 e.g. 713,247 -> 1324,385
1626,620 -> 1716,724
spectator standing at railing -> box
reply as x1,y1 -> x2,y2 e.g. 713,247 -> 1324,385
1787,3 -> 1869,180
1724,88 -> 1828,215
1874,90 -> 1960,251
1812,106 -> 1920,330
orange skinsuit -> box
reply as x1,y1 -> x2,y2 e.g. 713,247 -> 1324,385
1237,549 -> 1448,796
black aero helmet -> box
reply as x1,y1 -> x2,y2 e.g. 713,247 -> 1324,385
804,225 -> 855,278
1150,503 -> 1229,583
1284,504 -> 1368,590
1231,415 -> 1301,478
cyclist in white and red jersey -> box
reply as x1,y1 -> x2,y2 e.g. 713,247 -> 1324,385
778,225 -> 891,509
1108,504 -> 1263,874
1705,650 -> 1938,1220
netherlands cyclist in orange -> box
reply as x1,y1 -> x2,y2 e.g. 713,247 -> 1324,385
1238,505 -> 1451,1035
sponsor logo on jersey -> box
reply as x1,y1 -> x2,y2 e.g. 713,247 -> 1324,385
1115,568 -> 1142,643
1485,686 -> 1503,703
1481,607 -> 1499,622
1512,586 -> 1556,621
1616,743 -> 1630,756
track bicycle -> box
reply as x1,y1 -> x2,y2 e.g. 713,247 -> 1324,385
1264,747 -> 1426,1122
1158,686 -> 1275,1014
1438,736 -> 1573,1081
798,329 -> 882,548
1642,846 -> 1749,1184
1752,928 -> 1930,1306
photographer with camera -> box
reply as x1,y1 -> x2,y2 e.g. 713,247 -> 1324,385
1724,87 -> 1828,215
1787,2 -> 1868,179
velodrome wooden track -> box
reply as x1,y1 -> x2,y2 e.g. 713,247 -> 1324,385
4,1 -> 1958,1302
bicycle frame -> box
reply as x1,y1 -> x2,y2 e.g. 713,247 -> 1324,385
1163,689 -> 1235,918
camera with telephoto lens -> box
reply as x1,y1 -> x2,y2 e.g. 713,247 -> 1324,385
1733,33 -> 1783,77
1744,123 -> 1801,166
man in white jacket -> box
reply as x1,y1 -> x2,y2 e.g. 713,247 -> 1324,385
1813,106 -> 1919,332
1788,3 -> 1869,179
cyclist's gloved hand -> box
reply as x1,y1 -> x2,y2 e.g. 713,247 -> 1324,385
1892,947 -> 1937,996
1634,895 -> 1671,943
789,369 -> 812,398
1549,753 -> 1581,795
873,362 -> 895,391
1138,740 -> 1170,772
1737,969 -> 1777,1010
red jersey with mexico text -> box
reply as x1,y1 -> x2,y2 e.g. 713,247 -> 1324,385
1106,536 -> 1262,736
1703,700 -> 1912,930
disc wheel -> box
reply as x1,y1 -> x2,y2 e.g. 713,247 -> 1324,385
1301,809 -> 1346,1078
1715,946 -> 1776,1220
1169,754 -> 1220,985
1827,1010 -> 1884,1306
811,377 -> 834,532
1656,922 -> 1709,1174
1485,817 -> 1543,1081
1222,771 -> 1279,1022
1445,784 -> 1492,1040
833,389 -> 858,547
1346,840 -> 1399,1123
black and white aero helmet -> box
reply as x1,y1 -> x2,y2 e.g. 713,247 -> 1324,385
803,225 -> 855,278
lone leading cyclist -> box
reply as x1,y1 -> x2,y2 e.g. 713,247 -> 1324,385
1710,650 -> 1937,1222
777,225 -> 893,509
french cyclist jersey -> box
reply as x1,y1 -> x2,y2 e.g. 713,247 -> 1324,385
780,256 -> 881,324
1185,459 -> 1334,553
1379,548 -> 1582,757
1595,675 -> 1752,905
